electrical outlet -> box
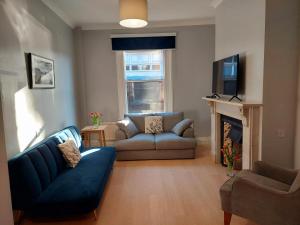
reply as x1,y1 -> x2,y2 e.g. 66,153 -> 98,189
276,129 -> 285,138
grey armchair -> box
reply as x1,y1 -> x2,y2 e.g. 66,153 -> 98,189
220,161 -> 300,225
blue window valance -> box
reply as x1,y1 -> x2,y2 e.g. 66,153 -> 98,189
111,33 -> 176,51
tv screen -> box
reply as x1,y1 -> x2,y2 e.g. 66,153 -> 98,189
212,54 -> 239,96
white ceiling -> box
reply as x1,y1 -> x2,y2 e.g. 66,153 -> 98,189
42,0 -> 222,29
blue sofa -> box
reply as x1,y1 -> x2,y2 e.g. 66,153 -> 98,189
8,126 -> 116,217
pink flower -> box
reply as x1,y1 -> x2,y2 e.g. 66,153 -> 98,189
89,112 -> 102,119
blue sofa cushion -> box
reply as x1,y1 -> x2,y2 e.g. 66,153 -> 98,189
27,147 -> 116,217
44,138 -> 66,174
37,144 -> 58,181
27,148 -> 52,190
9,155 -> 44,209
8,137 -> 68,210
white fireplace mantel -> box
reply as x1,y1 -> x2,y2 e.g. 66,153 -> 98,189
203,97 -> 263,169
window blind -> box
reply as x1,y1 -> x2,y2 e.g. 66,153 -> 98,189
111,33 -> 176,51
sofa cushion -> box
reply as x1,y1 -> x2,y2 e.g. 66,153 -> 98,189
155,133 -> 196,150
125,112 -> 184,132
28,147 -> 116,217
125,113 -> 152,132
44,138 -> 67,174
8,136 -> 70,210
116,117 -> 139,138
26,148 -> 53,190
145,116 -> 163,134
115,133 -> 155,151
172,119 -> 193,136
9,154 -> 44,210
154,112 -> 184,131
58,140 -> 81,168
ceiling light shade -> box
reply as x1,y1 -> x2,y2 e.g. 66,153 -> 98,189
119,0 -> 148,28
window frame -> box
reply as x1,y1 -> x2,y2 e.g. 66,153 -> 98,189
124,50 -> 165,114
116,50 -> 173,119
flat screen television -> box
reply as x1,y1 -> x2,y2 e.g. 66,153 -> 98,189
212,54 -> 240,97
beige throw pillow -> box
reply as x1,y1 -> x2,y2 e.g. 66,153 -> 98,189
58,139 -> 81,168
145,116 -> 163,134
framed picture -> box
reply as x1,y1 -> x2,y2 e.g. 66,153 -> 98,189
27,53 -> 55,89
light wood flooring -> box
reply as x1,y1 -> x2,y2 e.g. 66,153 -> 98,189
23,143 -> 257,225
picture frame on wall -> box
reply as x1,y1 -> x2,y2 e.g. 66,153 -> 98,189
26,53 -> 55,89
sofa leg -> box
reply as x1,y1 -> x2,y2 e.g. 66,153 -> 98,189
224,211 -> 232,225
93,210 -> 97,220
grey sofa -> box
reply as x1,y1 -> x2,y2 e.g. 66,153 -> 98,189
220,161 -> 300,225
115,112 -> 196,160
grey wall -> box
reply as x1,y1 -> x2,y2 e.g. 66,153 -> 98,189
295,56 -> 300,169
216,0 -> 300,168
76,25 -> 215,137
0,88 -> 13,225
0,0 -> 77,159
293,4 -> 300,169
80,29 -> 120,125
215,0 -> 266,102
262,0 -> 300,168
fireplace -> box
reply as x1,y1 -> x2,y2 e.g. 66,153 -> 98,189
203,97 -> 262,169
221,115 -> 243,170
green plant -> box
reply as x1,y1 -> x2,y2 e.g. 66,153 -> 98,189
89,112 -> 102,126
221,142 -> 240,168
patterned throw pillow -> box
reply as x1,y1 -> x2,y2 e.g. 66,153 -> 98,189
145,116 -> 163,134
58,139 -> 81,168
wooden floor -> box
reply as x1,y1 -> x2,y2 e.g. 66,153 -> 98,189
23,143 -> 257,225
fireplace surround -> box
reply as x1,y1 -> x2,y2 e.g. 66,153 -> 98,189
203,97 -> 263,169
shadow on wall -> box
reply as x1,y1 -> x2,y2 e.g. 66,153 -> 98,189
14,87 -> 45,151
0,0 -> 60,158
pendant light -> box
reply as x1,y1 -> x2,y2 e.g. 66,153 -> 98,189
119,0 -> 148,28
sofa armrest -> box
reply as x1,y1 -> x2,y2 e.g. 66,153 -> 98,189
172,119 -> 193,136
115,129 -> 127,140
232,175 -> 290,208
182,127 -> 195,138
253,161 -> 298,185
234,175 -> 289,195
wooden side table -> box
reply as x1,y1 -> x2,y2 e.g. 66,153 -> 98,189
80,125 -> 107,147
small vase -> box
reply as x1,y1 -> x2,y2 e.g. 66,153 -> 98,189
92,118 -> 100,128
227,162 -> 234,177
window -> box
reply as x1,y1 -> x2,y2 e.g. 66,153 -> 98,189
123,50 -> 165,113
